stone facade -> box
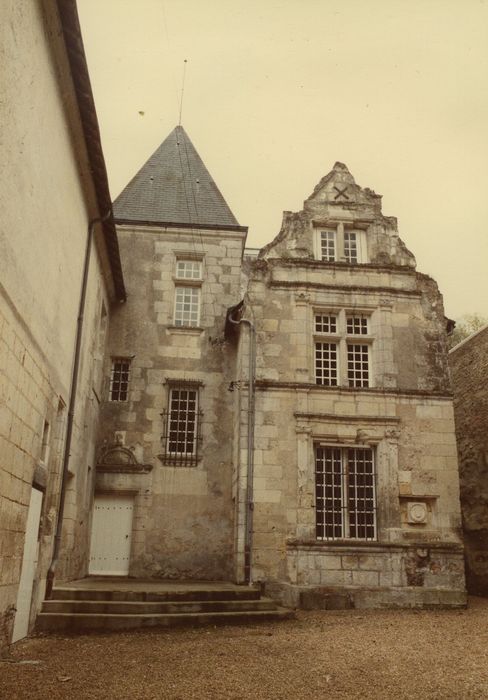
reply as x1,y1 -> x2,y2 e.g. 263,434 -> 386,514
449,325 -> 488,595
96,223 -> 246,579
0,0 -> 124,649
92,146 -> 465,609
2,7 -> 467,628
231,163 -> 466,608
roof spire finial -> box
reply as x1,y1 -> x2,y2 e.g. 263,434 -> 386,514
178,59 -> 188,127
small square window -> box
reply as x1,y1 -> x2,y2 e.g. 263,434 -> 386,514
346,315 -> 369,335
176,260 -> 202,280
315,314 -> 337,334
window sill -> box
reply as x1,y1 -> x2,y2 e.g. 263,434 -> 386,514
172,277 -> 203,286
315,382 -> 373,390
166,325 -> 204,334
287,539 -> 380,549
157,453 -> 201,467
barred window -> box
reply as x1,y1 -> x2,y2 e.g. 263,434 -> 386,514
315,342 -> 338,386
174,286 -> 200,327
344,231 -> 358,263
346,315 -> 369,335
109,359 -> 131,401
320,231 -> 336,262
347,344 -> 370,387
161,384 -> 203,466
176,260 -> 202,280
168,388 -> 197,455
315,446 -> 376,540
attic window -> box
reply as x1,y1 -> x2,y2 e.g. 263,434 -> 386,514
319,231 -> 336,262
315,226 -> 367,264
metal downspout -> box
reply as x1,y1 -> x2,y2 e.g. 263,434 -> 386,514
228,311 -> 256,584
45,213 -> 110,598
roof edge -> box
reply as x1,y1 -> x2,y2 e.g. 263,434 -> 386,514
55,0 -> 126,301
114,218 -> 248,234
449,322 -> 488,354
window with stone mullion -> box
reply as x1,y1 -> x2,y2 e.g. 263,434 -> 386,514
314,311 -> 372,388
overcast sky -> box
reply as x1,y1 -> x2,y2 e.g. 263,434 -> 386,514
78,0 -> 488,321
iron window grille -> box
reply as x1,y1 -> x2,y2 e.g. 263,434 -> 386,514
315,446 -> 377,540
109,358 -> 131,401
160,386 -> 203,466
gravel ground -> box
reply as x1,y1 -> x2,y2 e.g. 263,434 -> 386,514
1,596 -> 488,700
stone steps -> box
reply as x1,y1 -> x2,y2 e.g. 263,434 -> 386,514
36,581 -> 293,633
49,586 -> 261,603
41,598 -> 277,615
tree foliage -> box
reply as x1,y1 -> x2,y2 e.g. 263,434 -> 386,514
447,313 -> 488,350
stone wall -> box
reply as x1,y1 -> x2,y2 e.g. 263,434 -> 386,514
0,263 -> 110,642
449,326 -> 488,595
233,162 -> 465,608
0,0 -> 115,648
96,225 -> 246,580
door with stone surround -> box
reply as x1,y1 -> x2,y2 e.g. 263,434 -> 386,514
89,494 -> 133,576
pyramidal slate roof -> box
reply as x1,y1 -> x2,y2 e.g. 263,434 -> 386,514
113,126 -> 243,230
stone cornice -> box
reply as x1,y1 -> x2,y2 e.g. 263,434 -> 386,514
254,379 -> 453,400
267,280 -> 422,297
267,258 -> 416,275
294,412 -> 401,423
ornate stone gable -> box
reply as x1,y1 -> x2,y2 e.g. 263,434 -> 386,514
259,162 -> 415,268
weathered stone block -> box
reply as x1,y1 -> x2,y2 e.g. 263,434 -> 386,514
352,570 -> 380,587
299,588 -> 353,610
341,555 -> 359,570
